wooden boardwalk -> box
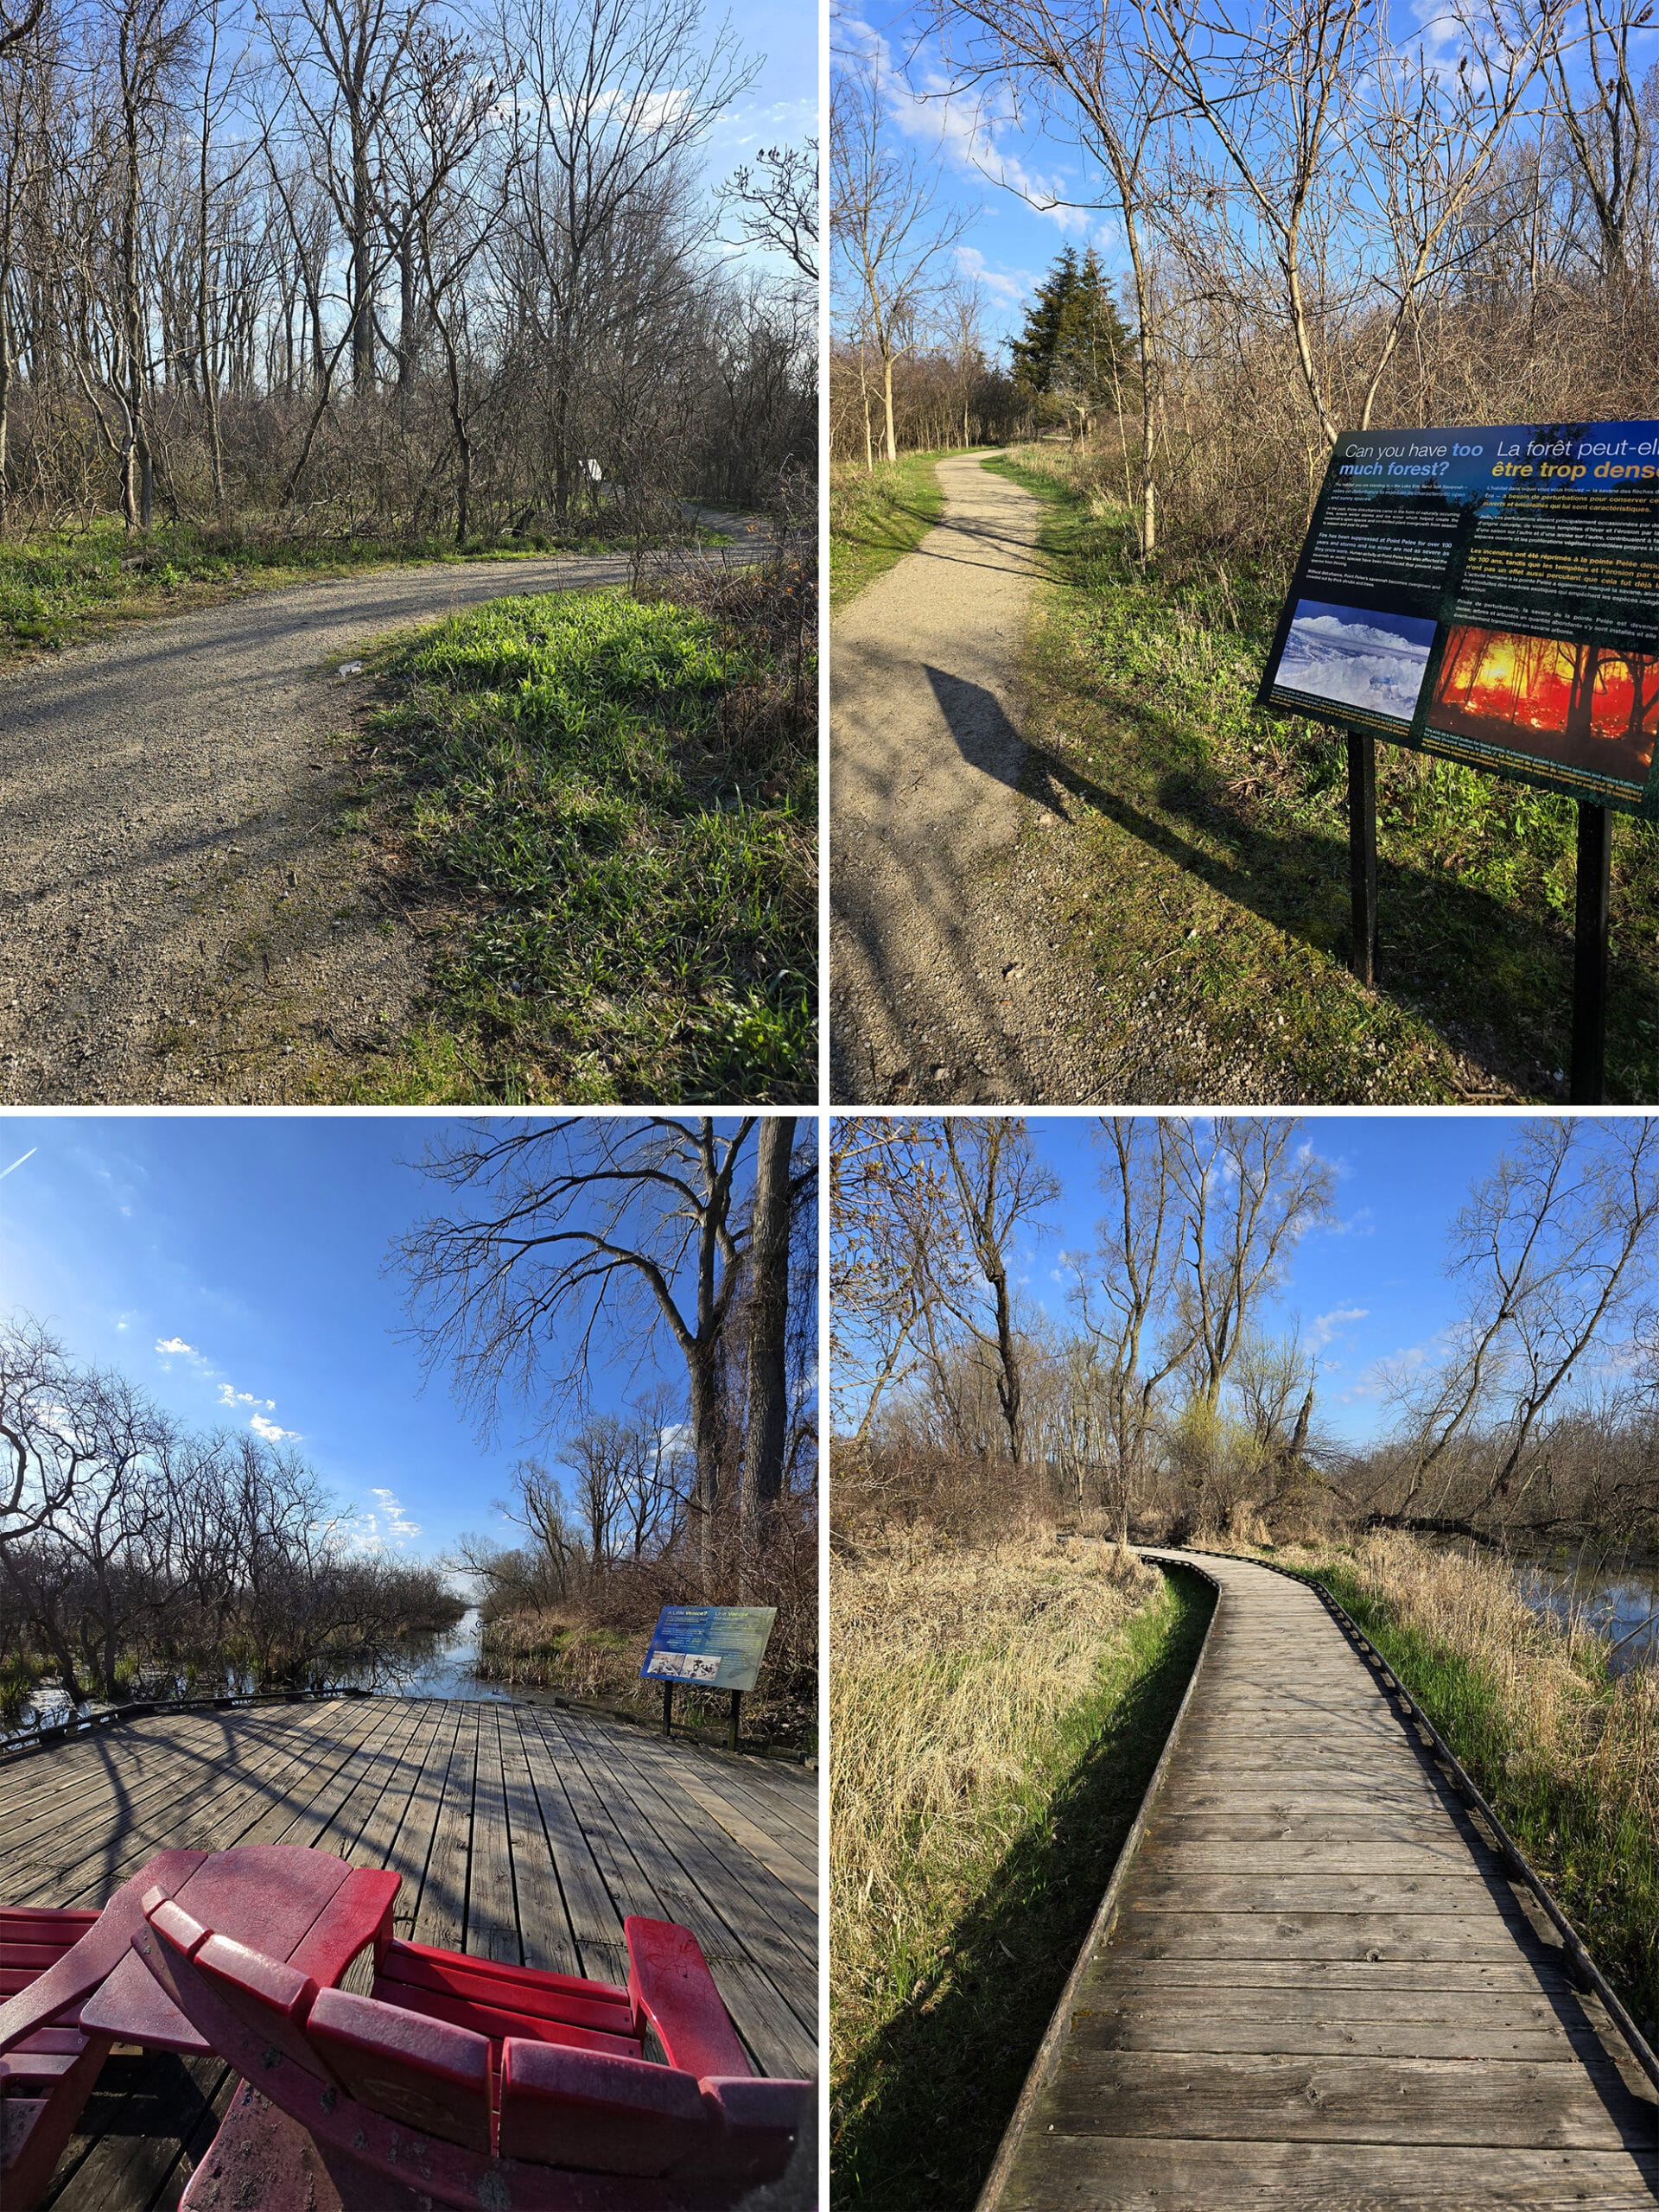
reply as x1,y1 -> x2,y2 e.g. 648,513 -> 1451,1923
0,1693 -> 817,2210
983,1549 -> 1659,2210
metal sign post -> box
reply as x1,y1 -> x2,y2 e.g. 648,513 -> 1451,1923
1572,800 -> 1611,1104
1347,729 -> 1377,986
662,1681 -> 674,1738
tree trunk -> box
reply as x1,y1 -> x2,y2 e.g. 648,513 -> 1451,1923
740,1116 -> 794,1583
881,351 -> 897,464
687,1351 -> 721,1597
351,136 -> 374,395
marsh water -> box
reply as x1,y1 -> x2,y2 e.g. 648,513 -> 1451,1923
1,1606 -> 504,1751
1513,1553 -> 1659,1675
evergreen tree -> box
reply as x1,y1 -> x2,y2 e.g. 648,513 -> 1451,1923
1010,247 -> 1134,434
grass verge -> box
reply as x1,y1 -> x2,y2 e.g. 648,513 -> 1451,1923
830,1531 -> 1213,2209
1286,1531 -> 1659,2043
334,563 -> 816,1103
0,516 -> 729,663
986,441 -> 1659,1103
829,452 -> 950,609
0,520 -> 569,660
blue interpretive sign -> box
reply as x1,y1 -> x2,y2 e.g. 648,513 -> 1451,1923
1260,419 -> 1659,815
639,1606 -> 777,1694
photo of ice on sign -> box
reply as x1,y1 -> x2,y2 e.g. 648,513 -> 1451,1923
1276,600 -> 1436,732
651,1650 -> 721,1683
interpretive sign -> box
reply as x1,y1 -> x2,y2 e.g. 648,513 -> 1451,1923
640,1606 -> 776,1694
1260,420 -> 1659,815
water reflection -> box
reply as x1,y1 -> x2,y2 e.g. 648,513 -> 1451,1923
1515,1555 -> 1659,1675
346,1608 -> 511,1701
1,1609 -> 505,1751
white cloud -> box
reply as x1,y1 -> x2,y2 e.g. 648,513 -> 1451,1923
218,1382 -> 276,1411
371,1487 -> 423,1543
957,245 -> 1040,308
155,1336 -> 194,1357
1310,1306 -> 1368,1348
838,16 -> 1094,234
250,1413 -> 296,1443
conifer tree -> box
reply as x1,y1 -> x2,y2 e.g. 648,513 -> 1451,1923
1009,246 -> 1132,439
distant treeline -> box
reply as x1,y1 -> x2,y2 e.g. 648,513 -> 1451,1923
0,0 -> 814,540
0,1318 -> 461,1720
833,1116 -> 1659,1556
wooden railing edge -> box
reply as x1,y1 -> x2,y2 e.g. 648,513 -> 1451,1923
974,1549 -> 1224,2212
0,1686 -> 373,1770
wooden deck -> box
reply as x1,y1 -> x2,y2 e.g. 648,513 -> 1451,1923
982,1549 -> 1659,2210
0,1692 -> 817,2210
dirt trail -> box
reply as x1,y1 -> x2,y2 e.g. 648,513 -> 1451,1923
830,451 -> 1106,1104
0,548 -> 720,1103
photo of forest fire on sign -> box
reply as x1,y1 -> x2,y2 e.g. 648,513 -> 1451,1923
1427,623 -> 1659,791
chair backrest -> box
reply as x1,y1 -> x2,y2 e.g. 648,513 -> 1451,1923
287,1867 -> 401,1987
624,1918 -> 751,2080
305,1986 -> 493,2152
696,2077 -> 810,2187
496,2037 -> 710,2177
192,1935 -> 332,2082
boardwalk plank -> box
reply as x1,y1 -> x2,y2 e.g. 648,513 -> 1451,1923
6,1691 -> 816,2212
986,1549 -> 1657,2210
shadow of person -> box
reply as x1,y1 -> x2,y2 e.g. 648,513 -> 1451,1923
922,664 -> 1065,814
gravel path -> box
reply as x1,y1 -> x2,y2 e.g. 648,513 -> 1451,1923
830,451 -> 1116,1104
0,550 -> 667,1103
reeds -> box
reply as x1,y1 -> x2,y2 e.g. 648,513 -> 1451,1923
830,1527 -> 1217,2205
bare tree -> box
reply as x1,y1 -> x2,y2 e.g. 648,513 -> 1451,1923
1069,1116 -> 1193,1541
933,1118 -> 1060,1463
721,140 -> 819,283
1385,1118 -> 1659,1532
397,1116 -> 821,1592
924,0 -> 1171,546
1169,1117 -> 1334,1411
831,43 -> 972,465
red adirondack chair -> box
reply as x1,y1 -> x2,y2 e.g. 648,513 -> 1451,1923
136,1888 -> 810,2210
1,1904 -> 109,2205
1,1845 -> 402,2209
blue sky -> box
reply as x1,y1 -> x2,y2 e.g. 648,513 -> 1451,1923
708,0 -> 818,178
833,3 -> 1659,357
968,1113 -> 1569,1442
0,1116 -> 731,1566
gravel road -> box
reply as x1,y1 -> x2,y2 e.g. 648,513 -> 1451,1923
830,451 -> 1111,1104
0,550 -> 661,1103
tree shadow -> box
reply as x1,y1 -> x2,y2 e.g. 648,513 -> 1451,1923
1014,671 -> 1659,1099
831,1571 -> 1215,2212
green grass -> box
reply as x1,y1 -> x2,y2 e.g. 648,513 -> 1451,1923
340,579 -> 815,1103
986,446 -> 1659,1103
830,451 -> 951,608
1303,1560 -> 1659,2044
0,518 -> 562,658
832,1567 -> 1213,2209
0,515 -> 726,660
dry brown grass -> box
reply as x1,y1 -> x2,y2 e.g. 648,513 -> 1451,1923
830,1528 -> 1161,2060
